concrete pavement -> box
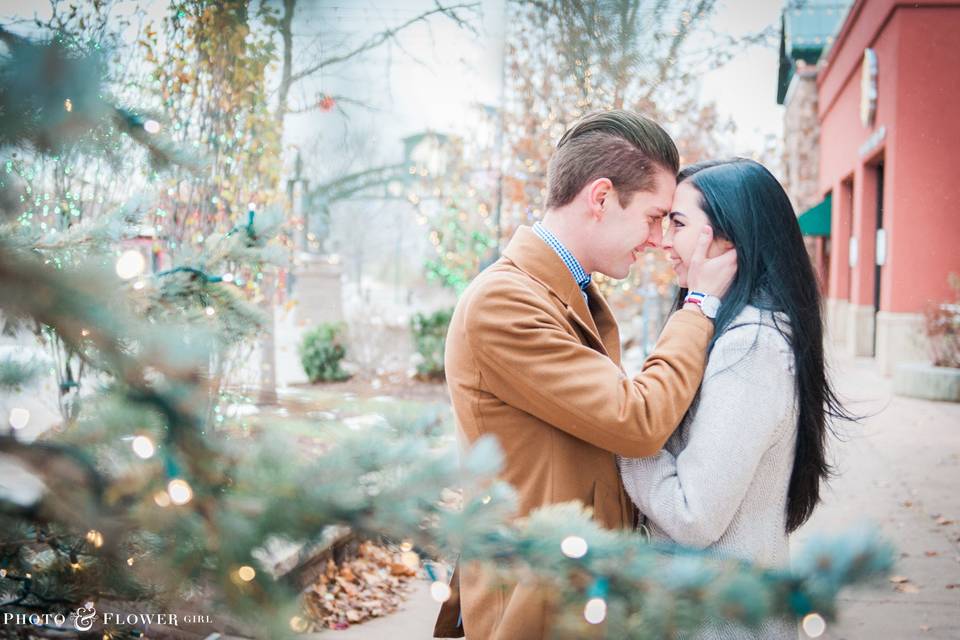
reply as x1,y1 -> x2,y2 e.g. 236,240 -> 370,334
792,354 -> 960,639
318,353 -> 960,639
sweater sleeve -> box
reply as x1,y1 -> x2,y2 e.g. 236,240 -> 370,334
464,275 -> 713,458
617,323 -> 797,548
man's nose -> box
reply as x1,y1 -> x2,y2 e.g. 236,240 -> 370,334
661,225 -> 674,250
647,223 -> 663,248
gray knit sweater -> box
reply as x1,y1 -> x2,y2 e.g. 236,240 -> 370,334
618,305 -> 800,640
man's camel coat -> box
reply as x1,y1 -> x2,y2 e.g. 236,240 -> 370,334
434,226 -> 713,639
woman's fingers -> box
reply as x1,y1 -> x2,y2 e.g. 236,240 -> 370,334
687,226 -> 739,298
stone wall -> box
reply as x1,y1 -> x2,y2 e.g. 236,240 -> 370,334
782,65 -> 822,213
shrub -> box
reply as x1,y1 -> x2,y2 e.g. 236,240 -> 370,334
924,274 -> 960,368
410,308 -> 453,380
300,323 -> 351,382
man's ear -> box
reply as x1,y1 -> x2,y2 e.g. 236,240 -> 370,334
586,178 -> 613,221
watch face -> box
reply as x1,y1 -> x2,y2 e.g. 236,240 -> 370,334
701,296 -> 720,319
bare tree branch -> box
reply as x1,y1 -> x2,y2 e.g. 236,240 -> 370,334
287,95 -> 380,114
274,0 -> 296,124
641,0 -> 715,102
286,1 -> 480,86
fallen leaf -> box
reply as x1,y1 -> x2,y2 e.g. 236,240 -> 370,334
303,540 -> 420,630
946,584 -> 960,589
889,575 -> 909,583
337,577 -> 359,596
390,562 -> 417,577
935,516 -> 954,526
895,582 -> 920,593
920,625 -> 931,632
925,551 -> 939,557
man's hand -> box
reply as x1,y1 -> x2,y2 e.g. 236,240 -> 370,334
685,225 -> 737,298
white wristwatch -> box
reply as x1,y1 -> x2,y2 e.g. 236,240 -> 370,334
684,291 -> 721,320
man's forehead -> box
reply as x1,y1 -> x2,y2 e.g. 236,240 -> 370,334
648,206 -> 669,218
653,169 -> 678,210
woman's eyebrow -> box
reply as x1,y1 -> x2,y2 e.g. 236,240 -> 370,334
668,211 -> 687,221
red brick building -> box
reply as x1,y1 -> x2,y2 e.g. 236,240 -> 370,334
805,0 -> 960,374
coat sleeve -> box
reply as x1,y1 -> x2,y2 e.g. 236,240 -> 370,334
617,324 -> 797,547
463,276 -> 713,457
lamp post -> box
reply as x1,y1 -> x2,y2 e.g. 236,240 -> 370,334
287,148 -> 311,254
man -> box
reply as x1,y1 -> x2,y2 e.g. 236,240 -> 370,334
434,110 -> 738,639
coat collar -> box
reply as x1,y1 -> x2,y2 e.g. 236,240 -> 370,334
501,226 -> 621,366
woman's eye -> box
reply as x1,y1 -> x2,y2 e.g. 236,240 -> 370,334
671,219 -> 683,228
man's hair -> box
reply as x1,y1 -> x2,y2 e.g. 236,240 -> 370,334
546,110 -> 679,209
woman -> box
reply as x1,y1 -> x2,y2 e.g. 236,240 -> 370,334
618,158 -> 852,639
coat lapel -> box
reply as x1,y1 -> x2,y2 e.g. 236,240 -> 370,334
501,226 -> 615,361
587,282 -> 622,368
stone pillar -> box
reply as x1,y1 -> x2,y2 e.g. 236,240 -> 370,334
876,311 -> 929,376
846,164 -> 877,357
826,178 -> 853,348
294,253 -> 344,328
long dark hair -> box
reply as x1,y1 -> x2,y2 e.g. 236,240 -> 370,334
673,158 -> 853,533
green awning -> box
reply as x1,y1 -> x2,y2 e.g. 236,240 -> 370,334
798,194 -> 832,237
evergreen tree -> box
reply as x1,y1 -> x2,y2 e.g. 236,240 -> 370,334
0,10 -> 894,640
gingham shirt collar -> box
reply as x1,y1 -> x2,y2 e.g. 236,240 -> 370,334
532,221 -> 592,296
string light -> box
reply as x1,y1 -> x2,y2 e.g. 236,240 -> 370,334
289,616 -> 309,632
85,530 -> 104,548
430,581 -> 452,602
143,120 -> 161,134
64,98 -> 73,112
560,535 -> 588,559
116,250 -> 146,279
153,490 -> 171,507
802,613 -> 827,638
9,407 -> 30,430
132,435 -> 155,459
237,565 -> 256,582
167,479 -> 193,505
583,597 -> 607,624
205,306 -> 216,316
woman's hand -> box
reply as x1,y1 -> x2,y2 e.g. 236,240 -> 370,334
685,225 -> 737,298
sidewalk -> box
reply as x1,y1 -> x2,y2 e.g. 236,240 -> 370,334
315,353 -> 960,639
792,354 -> 960,639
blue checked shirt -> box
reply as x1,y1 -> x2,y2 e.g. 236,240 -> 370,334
533,221 -> 592,306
